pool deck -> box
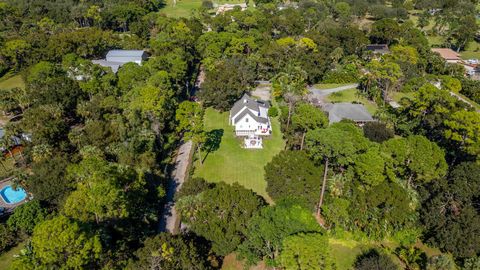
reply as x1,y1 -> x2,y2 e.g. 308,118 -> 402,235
0,177 -> 28,211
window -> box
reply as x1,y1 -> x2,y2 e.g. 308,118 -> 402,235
245,118 -> 249,123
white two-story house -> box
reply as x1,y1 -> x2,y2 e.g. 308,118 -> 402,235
229,94 -> 272,136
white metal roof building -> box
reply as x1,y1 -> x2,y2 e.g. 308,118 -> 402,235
92,50 -> 148,73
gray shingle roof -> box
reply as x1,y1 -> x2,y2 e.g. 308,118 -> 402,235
230,94 -> 269,124
231,94 -> 269,115
323,103 -> 373,123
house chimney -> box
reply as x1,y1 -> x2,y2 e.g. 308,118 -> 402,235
244,99 -> 247,103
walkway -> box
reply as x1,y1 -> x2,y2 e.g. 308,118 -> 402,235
158,140 -> 193,234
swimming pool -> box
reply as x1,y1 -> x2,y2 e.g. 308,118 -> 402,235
0,185 -> 27,204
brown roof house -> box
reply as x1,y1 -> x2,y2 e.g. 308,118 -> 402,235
431,48 -> 461,64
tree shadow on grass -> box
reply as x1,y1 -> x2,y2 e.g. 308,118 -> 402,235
202,129 -> 223,163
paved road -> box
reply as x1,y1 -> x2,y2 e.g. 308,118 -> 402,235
308,83 -> 359,97
158,140 -> 193,234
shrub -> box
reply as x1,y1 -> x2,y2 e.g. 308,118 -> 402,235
0,224 -> 16,253
7,200 -> 48,235
355,249 -> 400,270
268,107 -> 279,117
363,122 -> 394,143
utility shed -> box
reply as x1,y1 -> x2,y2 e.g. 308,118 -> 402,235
92,50 -> 148,73
105,50 -> 148,64
322,103 -> 374,125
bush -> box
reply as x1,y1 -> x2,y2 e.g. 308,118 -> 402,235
0,224 -> 16,253
201,0 -> 213,9
7,200 -> 48,235
268,107 -> 278,117
355,249 -> 400,270
176,177 -> 213,199
363,122 -> 394,143
426,255 -> 456,270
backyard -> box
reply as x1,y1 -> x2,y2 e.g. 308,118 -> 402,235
325,89 -> 378,115
194,108 -> 285,200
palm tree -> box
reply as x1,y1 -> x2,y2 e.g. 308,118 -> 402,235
272,65 -> 308,130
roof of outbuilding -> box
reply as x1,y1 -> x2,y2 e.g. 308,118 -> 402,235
431,48 -> 460,60
91,60 -> 123,73
106,50 -> 146,58
323,103 -> 374,123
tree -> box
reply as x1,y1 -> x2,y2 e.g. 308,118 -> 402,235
0,223 -> 15,253
1,39 -> 31,70
239,202 -> 322,266
26,155 -> 72,207
265,150 -> 323,210
365,59 -> 403,103
382,135 -> 447,187
444,110 -> 480,158
272,65 -> 308,130
426,255 -> 456,270
306,123 -> 370,217
7,200 -> 47,235
291,103 -> 328,149
363,122 -> 394,143
63,155 -> 146,224
422,162 -> 480,258
354,249 -> 400,270
198,57 -> 255,111
176,101 -> 206,164
129,233 -> 211,270
279,233 -> 333,270
31,215 -> 102,269
178,182 -> 265,255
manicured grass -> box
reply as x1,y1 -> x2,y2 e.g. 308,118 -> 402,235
325,89 -> 378,115
159,0 -> 245,17
194,108 -> 285,199
0,75 -> 25,90
460,41 -> 480,60
0,241 -> 26,270
313,83 -> 352,90
329,238 -> 369,270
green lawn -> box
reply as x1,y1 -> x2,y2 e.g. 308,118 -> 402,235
325,89 -> 378,115
159,0 -> 245,17
313,83 -> 352,90
0,241 -> 26,270
0,75 -> 25,90
329,238 -> 370,270
194,108 -> 285,199
460,41 -> 480,60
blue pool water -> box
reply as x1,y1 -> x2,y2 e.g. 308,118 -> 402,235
0,185 -> 27,204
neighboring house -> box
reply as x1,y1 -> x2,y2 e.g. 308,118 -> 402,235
322,103 -> 374,125
366,44 -> 390,55
0,128 -> 27,152
92,50 -> 148,73
216,3 -> 247,15
229,94 -> 272,136
431,48 -> 461,64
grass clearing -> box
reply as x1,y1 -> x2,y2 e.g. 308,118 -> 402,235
194,107 -> 285,200
159,0 -> 245,17
329,238 -> 369,270
325,89 -> 378,115
0,241 -> 26,270
0,75 -> 25,90
460,41 -> 480,60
